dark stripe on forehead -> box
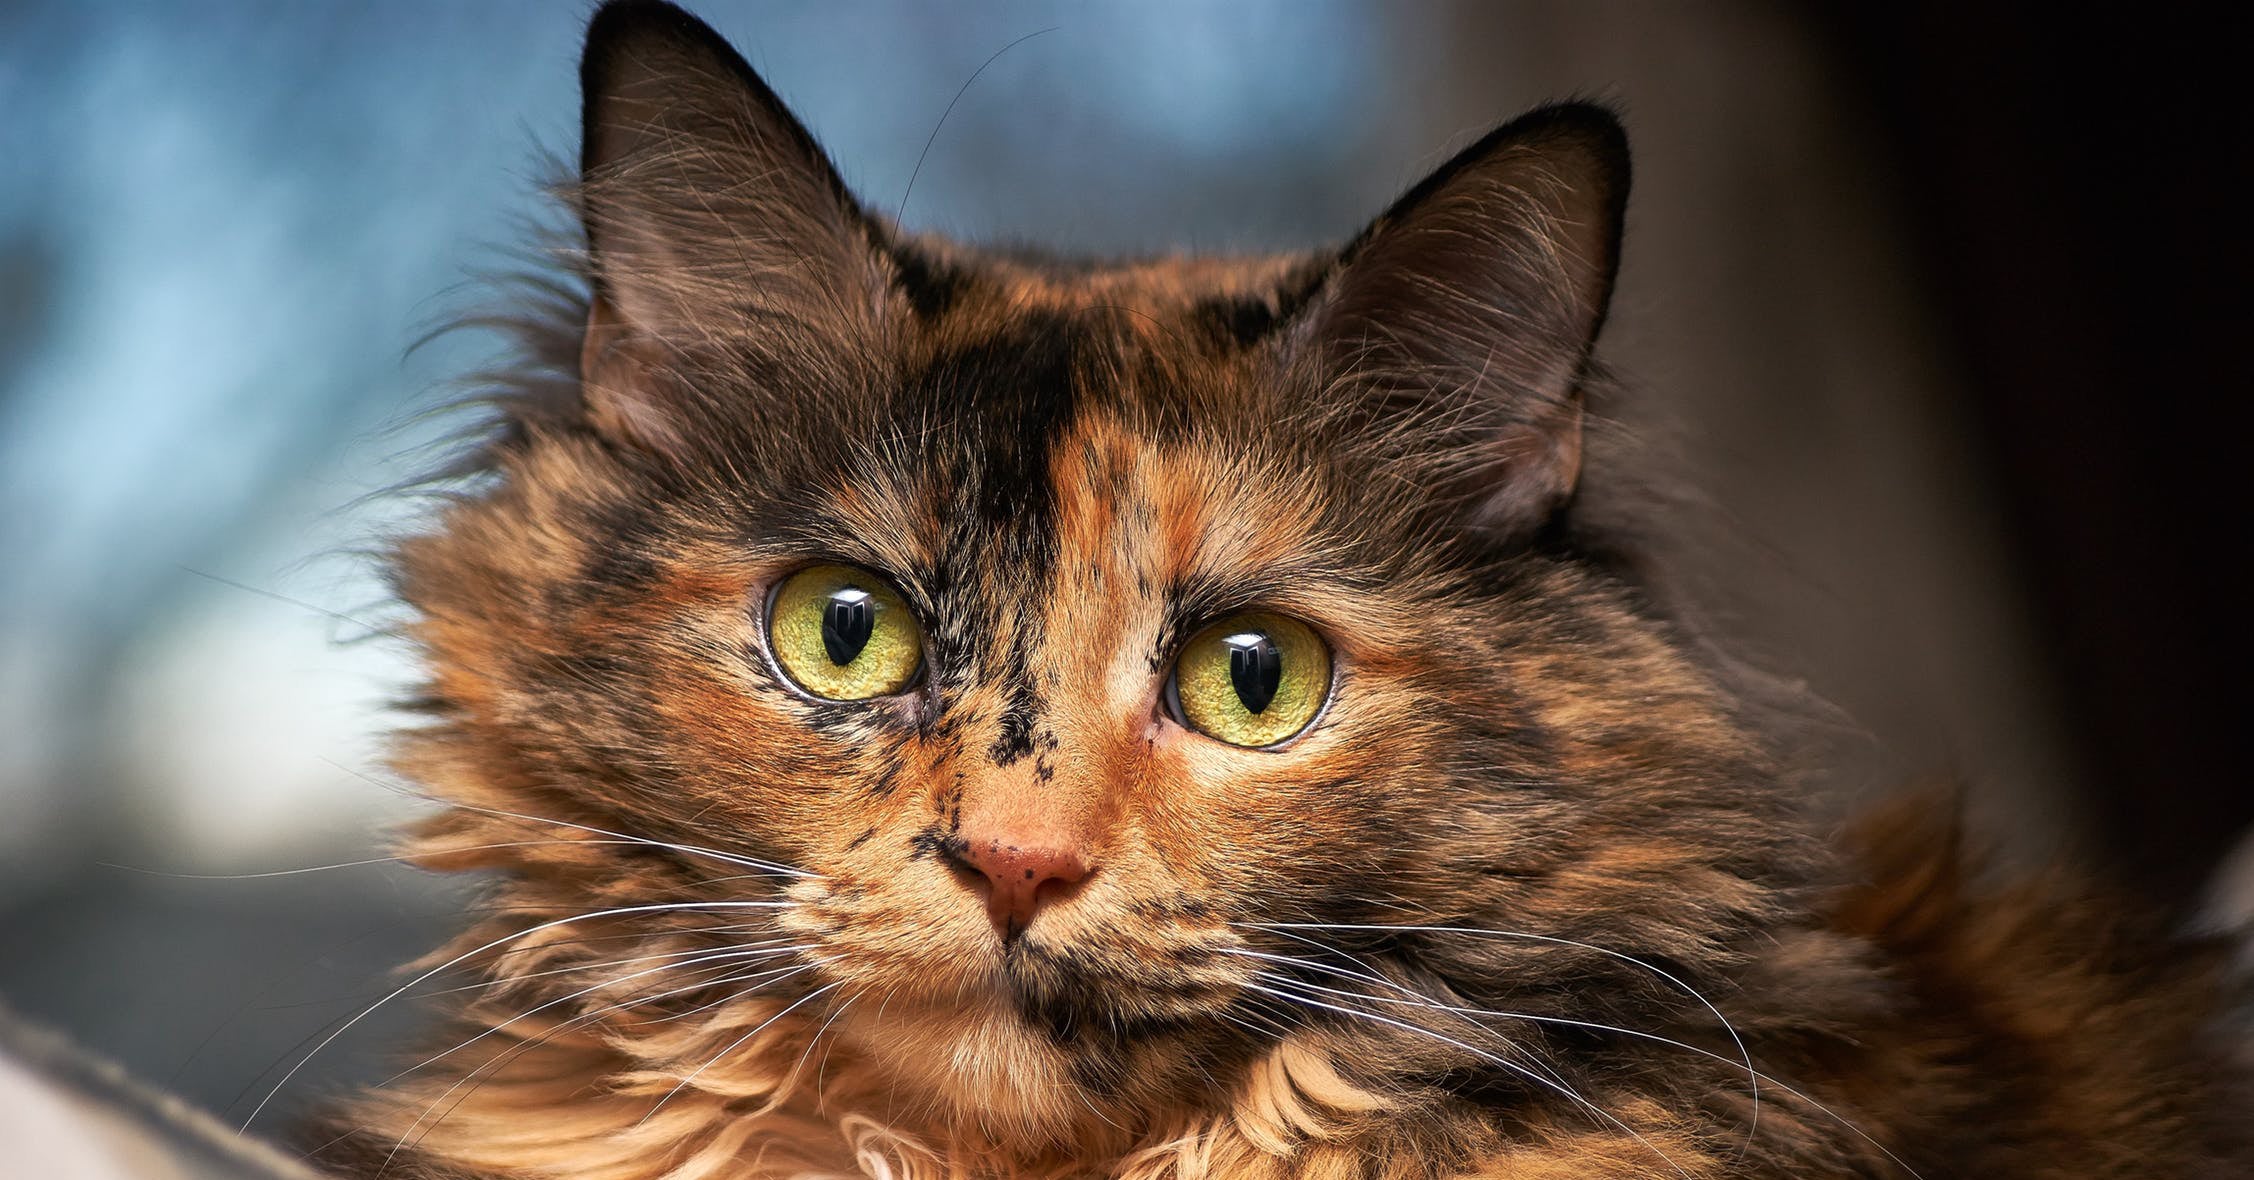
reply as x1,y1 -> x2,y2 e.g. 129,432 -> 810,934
906,308 -> 1094,755
906,308 -> 1095,527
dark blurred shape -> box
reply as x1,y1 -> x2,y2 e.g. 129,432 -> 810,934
1,1003 -> 326,1179
0,873 -> 454,1132
1817,5 -> 2254,906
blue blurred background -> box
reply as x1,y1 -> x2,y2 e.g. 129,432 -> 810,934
2,0 -> 2243,1142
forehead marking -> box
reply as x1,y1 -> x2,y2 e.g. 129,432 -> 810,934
942,312 -> 1089,767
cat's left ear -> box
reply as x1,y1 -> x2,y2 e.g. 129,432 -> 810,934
575,0 -> 889,456
1295,104 -> 1629,539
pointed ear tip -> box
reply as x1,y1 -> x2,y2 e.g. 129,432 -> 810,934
1385,102 -> 1629,236
585,0 -> 706,49
581,0 -> 776,118
579,0 -> 784,180
1502,101 -> 1632,187
582,0 -> 722,82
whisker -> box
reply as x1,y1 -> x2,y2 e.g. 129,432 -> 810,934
1239,932 -> 1921,1178
240,899 -> 797,1130
1243,980 -> 1692,1180
1216,1000 -> 1305,1045
1257,924 -> 1399,985
632,957 -> 834,1030
635,980 -> 845,1126
250,922 -> 791,1012
428,934 -> 804,998
1248,965 -> 1588,1093
765,983 -> 859,1118
1243,920 -> 1760,1147
1251,971 -> 1581,1099
383,943 -> 813,1087
1234,947 -> 1695,1047
101,839 -> 746,881
1253,968 -> 1919,1177
390,959 -> 829,1167
812,995 -> 859,1103
320,758 -> 820,879
436,802 -> 815,880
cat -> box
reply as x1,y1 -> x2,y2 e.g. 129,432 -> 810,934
308,2 -> 2251,1177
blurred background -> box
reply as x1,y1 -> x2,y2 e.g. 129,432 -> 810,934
1,0 -> 2244,1143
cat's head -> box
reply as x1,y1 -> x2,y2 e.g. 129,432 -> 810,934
394,0 -> 1806,1148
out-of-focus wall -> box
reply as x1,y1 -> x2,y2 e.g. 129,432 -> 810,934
0,0 -> 2073,1130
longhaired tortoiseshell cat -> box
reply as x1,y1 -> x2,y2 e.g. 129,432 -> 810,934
313,3 -> 2250,1177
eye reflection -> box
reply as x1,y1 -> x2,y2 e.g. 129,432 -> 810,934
1223,631 -> 1282,714
821,588 -> 875,665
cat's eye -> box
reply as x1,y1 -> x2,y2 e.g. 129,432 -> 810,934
766,564 -> 924,700
1166,612 -> 1331,748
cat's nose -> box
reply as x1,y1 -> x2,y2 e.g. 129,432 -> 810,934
947,836 -> 1092,941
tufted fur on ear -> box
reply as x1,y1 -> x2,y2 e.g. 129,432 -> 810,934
575,0 -> 892,459
1294,104 -> 1629,541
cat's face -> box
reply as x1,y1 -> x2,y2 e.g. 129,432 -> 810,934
394,2 -> 1798,1145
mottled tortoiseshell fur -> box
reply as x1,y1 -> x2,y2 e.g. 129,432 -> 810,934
315,4 -> 2249,1177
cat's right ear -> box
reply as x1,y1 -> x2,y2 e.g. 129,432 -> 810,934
1291,104 -> 1630,542
575,0 -> 885,456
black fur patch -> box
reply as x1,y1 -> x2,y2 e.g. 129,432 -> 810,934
1193,293 -> 1280,349
890,246 -> 971,320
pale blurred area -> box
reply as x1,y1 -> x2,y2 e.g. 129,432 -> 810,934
1,0 -> 2227,1138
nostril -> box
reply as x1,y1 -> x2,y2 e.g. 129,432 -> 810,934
939,841 -> 993,894
1030,867 -> 1085,913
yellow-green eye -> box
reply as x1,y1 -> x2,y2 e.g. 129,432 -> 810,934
767,565 -> 923,700
1168,612 -> 1331,748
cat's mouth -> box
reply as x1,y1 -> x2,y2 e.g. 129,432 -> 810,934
991,933 -> 1244,1042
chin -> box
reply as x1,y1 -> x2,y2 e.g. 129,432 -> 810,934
821,935 -> 1242,1151
836,989 -> 1122,1147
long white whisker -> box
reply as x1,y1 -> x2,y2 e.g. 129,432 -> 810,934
1253,968 -> 1919,1178
262,922 -> 788,1009
385,943 -> 812,1086
811,995 -> 859,1102
428,934 -> 802,998
1243,930 -> 1923,1178
636,980 -> 844,1126
1243,980 -> 1692,1180
435,800 -> 818,880
768,984 -> 858,1117
240,900 -> 796,1129
638,958 -> 832,1029
100,839 -> 760,881
1239,948 -> 1706,1049
1244,920 -> 1760,1148
1257,924 -> 1401,987
319,758 -> 818,879
390,959 -> 825,1166
1236,952 -> 1583,1090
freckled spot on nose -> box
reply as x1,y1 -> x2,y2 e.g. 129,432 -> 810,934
942,832 -> 1094,942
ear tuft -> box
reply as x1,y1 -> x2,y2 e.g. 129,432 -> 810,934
1303,102 -> 1630,540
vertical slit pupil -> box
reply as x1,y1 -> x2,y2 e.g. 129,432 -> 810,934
822,589 -> 876,665
1226,632 -> 1283,714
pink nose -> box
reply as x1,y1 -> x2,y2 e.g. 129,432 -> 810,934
951,836 -> 1091,941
